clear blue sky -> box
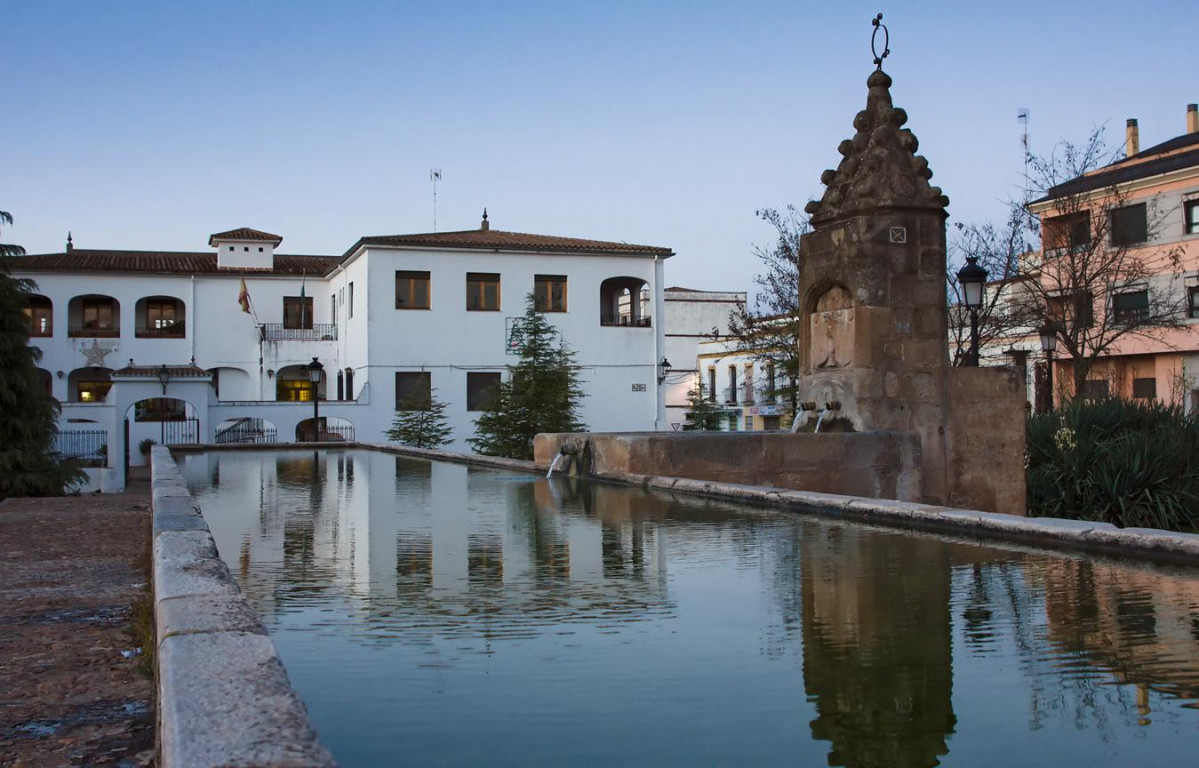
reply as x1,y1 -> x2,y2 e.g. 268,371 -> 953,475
3,1 -> 1194,294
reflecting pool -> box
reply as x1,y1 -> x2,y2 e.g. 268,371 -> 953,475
182,450 -> 1199,767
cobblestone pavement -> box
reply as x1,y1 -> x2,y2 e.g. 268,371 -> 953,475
0,486 -> 155,767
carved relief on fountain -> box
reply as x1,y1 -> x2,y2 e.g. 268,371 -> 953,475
809,285 -> 855,371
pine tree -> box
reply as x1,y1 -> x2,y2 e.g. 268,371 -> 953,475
684,380 -> 723,431
469,294 -> 586,459
0,210 -> 84,498
386,387 -> 452,449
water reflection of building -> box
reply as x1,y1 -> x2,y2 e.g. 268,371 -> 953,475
801,524 -> 956,768
186,450 -> 687,637
1030,558 -> 1199,710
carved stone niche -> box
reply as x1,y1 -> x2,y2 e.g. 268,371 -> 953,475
809,285 -> 855,370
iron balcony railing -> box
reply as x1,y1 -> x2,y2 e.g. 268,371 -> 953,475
67,325 -> 120,338
260,323 -> 338,341
599,314 -> 652,328
53,429 -> 108,466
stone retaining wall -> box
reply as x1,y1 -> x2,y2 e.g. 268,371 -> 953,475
149,446 -> 335,767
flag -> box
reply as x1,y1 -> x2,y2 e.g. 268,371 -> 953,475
238,277 -> 251,314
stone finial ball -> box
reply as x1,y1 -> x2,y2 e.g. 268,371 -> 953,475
838,139 -> 854,156
867,69 -> 893,89
820,169 -> 837,185
804,200 -> 822,214
853,110 -> 871,132
891,107 -> 908,127
899,130 -> 919,153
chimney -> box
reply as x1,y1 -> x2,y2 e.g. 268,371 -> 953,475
1125,118 -> 1139,157
481,208 -> 490,232
1188,104 -> 1198,134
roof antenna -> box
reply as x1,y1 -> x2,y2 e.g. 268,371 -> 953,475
1018,108 -> 1030,203
429,168 -> 442,232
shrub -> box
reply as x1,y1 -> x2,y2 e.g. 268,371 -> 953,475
1026,397 -> 1199,531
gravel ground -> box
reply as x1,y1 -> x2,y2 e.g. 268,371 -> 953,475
0,486 -> 155,767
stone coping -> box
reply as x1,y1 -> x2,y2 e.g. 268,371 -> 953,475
149,446 -> 336,768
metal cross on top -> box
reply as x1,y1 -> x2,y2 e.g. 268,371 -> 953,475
871,13 -> 890,70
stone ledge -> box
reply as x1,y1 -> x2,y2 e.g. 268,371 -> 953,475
151,450 -> 334,767
158,632 -> 334,768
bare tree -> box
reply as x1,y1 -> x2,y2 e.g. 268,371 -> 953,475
1015,128 -> 1186,395
727,205 -> 808,412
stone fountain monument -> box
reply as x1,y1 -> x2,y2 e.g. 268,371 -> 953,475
536,26 -> 1026,515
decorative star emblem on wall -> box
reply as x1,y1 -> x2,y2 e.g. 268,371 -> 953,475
80,339 -> 118,367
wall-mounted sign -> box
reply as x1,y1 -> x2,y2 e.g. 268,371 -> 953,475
631,383 -> 647,392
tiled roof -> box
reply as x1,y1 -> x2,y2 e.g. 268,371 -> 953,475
208,227 -> 283,245
1035,131 -> 1199,202
12,250 -> 341,276
112,364 -> 211,378
344,228 -> 673,259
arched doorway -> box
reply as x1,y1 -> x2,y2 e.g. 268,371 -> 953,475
68,367 -> 113,403
295,416 -> 354,442
275,364 -> 325,402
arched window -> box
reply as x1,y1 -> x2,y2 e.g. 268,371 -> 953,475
599,277 -> 651,327
68,295 -> 120,338
135,296 -> 186,338
24,295 -> 53,337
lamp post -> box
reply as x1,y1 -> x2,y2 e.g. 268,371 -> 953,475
157,364 -> 171,395
957,256 -> 988,367
1038,324 -> 1058,412
657,357 -> 672,385
306,357 -> 324,442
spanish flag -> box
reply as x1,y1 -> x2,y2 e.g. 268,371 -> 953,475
238,277 -> 251,314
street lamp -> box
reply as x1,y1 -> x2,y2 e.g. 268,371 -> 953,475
306,357 -> 324,442
157,364 -> 171,395
957,256 -> 988,367
657,357 -> 672,385
1038,323 -> 1058,412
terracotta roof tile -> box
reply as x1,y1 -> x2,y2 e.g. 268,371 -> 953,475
12,250 -> 341,276
345,228 -> 673,259
112,364 -> 212,378
208,227 -> 283,245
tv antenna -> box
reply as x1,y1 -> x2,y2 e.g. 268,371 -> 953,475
429,168 -> 442,232
1017,109 -> 1030,197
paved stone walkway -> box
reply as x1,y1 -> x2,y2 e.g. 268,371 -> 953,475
0,487 -> 155,767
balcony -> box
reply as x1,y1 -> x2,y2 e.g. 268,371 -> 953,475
599,314 -> 651,328
136,322 -> 186,339
260,323 -> 338,341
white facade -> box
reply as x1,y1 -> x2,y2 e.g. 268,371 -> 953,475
17,222 -> 672,489
660,288 -> 745,430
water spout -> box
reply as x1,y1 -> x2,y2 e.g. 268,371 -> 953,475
813,409 -> 828,434
546,452 -> 566,478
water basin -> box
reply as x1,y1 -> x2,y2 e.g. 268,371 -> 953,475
182,449 -> 1199,767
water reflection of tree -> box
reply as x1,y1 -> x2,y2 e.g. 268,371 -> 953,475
800,524 -> 956,768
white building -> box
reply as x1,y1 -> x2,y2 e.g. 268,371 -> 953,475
15,216 -> 673,490
660,287 -> 745,430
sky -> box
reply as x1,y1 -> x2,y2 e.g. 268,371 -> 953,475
3,1 -> 1195,296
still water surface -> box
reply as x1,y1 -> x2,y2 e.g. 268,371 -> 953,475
182,450 -> 1199,767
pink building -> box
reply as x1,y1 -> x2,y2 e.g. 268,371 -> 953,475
1027,104 -> 1199,408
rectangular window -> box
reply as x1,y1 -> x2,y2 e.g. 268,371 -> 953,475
135,397 -> 187,422
727,365 -> 737,403
1047,291 -> 1094,330
1132,377 -> 1157,400
707,368 -> 716,402
395,372 -> 432,410
1112,289 -> 1149,325
331,295 -> 337,322
1110,203 -> 1148,246
396,271 -> 431,309
78,381 -> 112,403
1044,211 -> 1091,251
534,275 -> 567,312
1186,200 -> 1199,236
766,362 -> 776,401
283,296 -> 313,329
1082,379 -> 1109,399
82,298 -> 115,330
24,298 -> 52,337
277,379 -> 315,402
348,282 -> 355,318
467,372 -> 502,411
1188,286 -> 1199,319
466,273 -> 501,311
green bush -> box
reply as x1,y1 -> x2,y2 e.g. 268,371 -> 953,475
1026,397 -> 1199,531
